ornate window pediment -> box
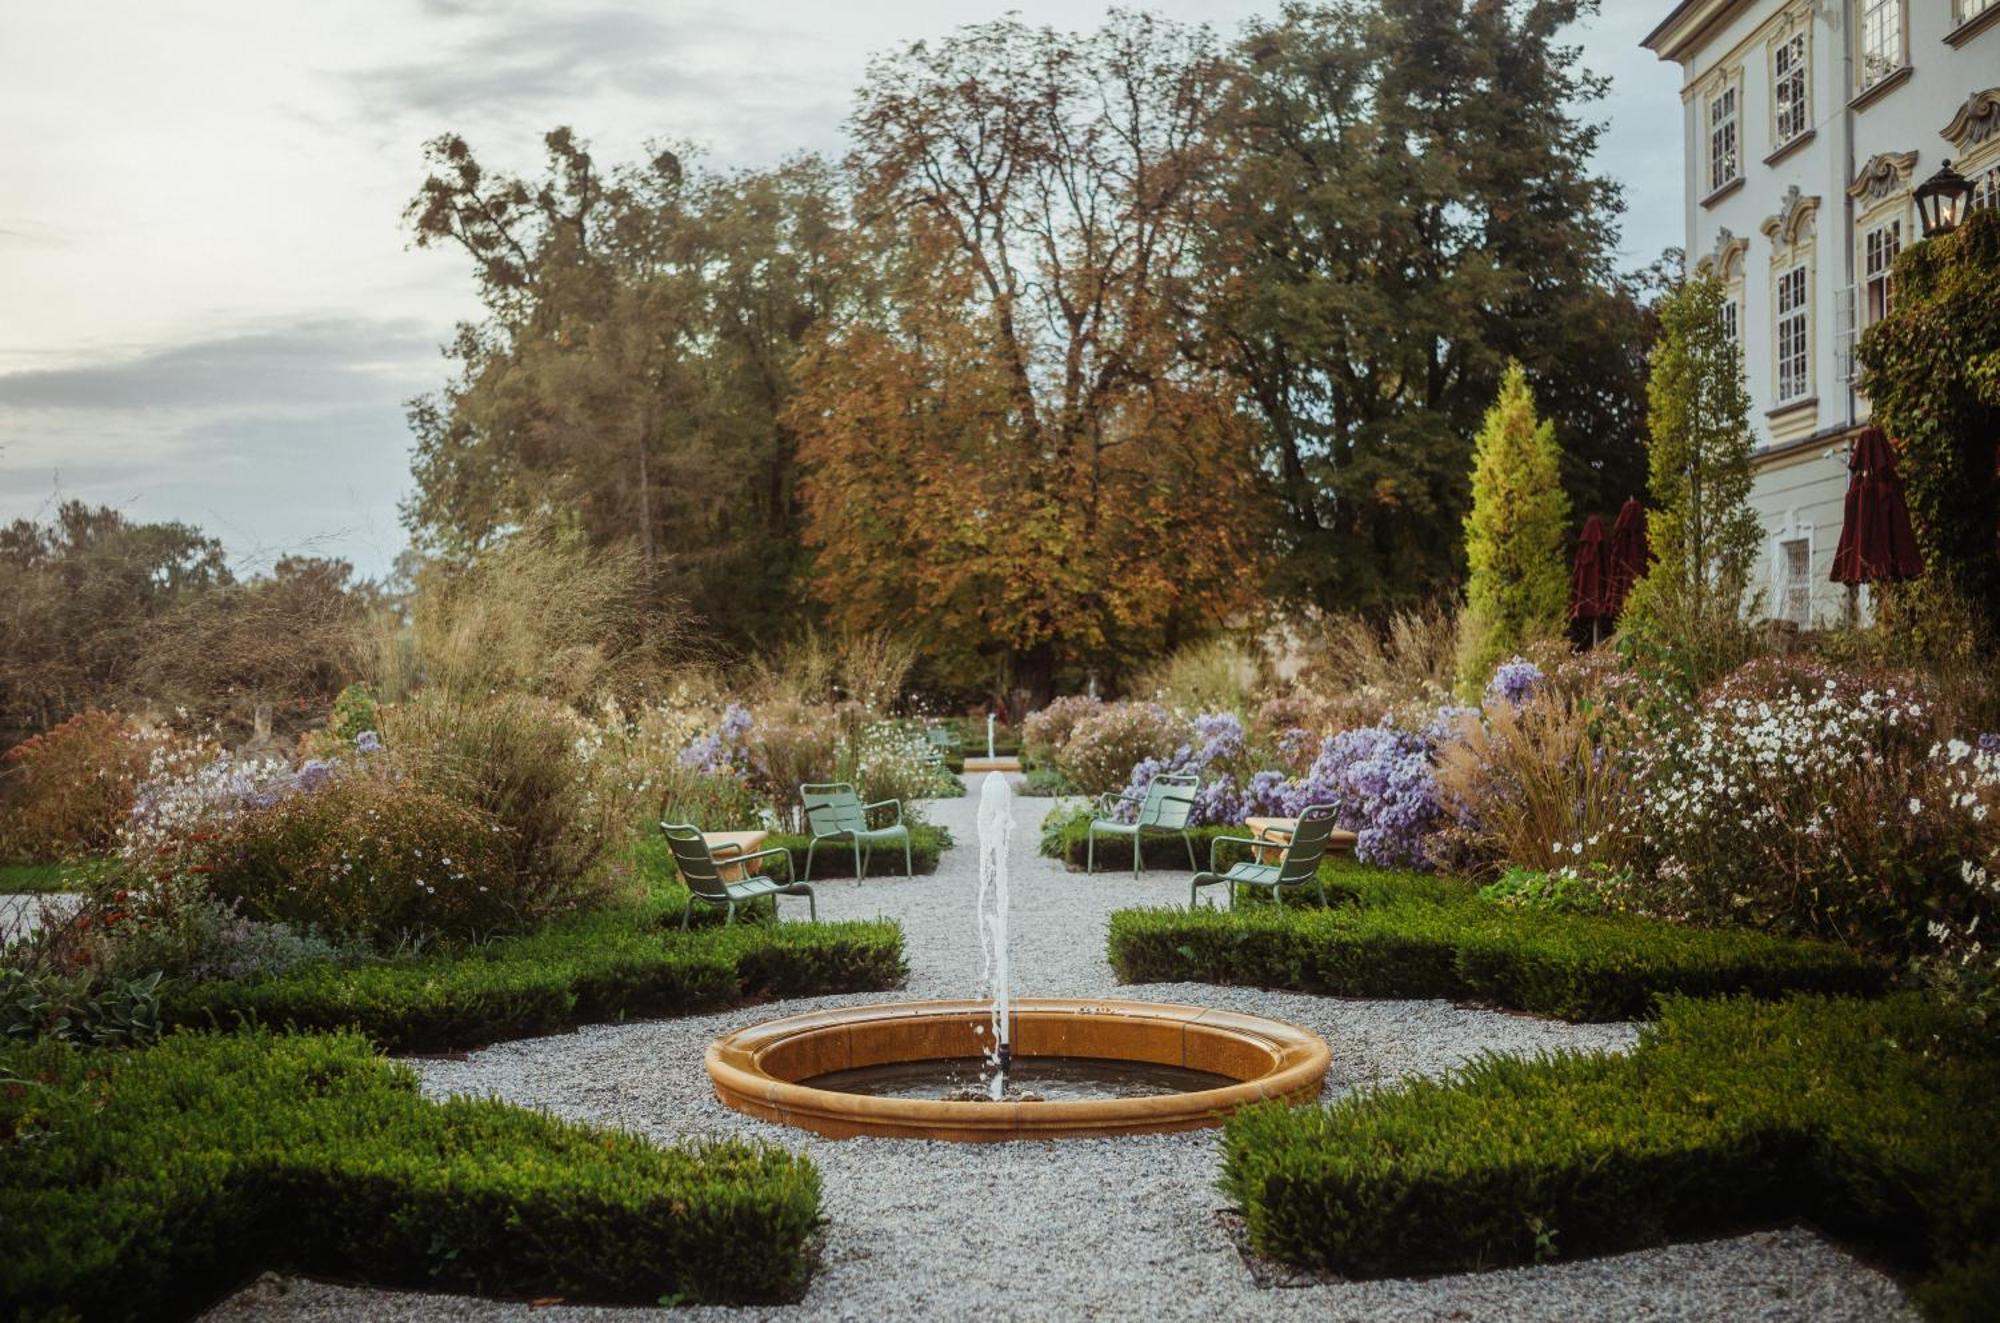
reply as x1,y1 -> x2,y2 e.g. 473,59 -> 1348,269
1695,227 -> 1750,280
1941,88 -> 2000,154
1761,186 -> 1821,252
1846,151 -> 1920,204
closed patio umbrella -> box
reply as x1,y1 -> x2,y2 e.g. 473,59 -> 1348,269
1605,497 -> 1649,619
1830,426 -> 1923,585
1569,515 -> 1608,645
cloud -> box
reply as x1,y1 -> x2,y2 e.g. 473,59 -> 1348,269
0,318 -> 438,412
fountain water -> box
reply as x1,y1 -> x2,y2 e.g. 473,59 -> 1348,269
974,772 -> 1013,1097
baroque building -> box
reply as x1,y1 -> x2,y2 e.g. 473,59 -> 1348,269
1643,0 -> 1999,625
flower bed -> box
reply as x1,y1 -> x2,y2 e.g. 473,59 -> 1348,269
1105,870 -> 1885,1021
1219,993 -> 2000,1319
0,1031 -> 822,1319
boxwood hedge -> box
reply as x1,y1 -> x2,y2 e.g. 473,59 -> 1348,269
0,1031 -> 821,1319
765,823 -> 953,878
1107,877 -> 1886,1021
1221,994 -> 2000,1321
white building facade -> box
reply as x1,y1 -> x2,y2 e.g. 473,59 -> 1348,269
1644,0 -> 2000,627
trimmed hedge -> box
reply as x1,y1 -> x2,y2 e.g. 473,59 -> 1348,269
0,1031 -> 821,1319
1221,994 -> 2000,1320
162,904 -> 906,1054
1107,878 -> 1886,1021
0,858 -> 103,893
1039,806 -> 1266,873
766,823 -> 954,878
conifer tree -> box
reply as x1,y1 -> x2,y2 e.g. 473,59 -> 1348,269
1621,277 -> 1762,683
1457,363 -> 1571,689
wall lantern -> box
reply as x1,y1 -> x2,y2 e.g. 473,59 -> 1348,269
1913,159 -> 1973,238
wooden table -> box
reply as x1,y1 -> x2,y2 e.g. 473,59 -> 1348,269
1243,816 -> 1359,864
703,830 -> 770,882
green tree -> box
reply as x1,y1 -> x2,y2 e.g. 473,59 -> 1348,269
403,131 -> 845,648
1200,0 -> 1652,613
1458,363 -> 1571,687
1621,276 -> 1762,683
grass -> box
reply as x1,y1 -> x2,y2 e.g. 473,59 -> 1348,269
1221,993 -> 2000,1321
0,858 -> 107,893
0,1030 -> 821,1319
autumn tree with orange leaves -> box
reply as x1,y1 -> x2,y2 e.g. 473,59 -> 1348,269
789,13 -> 1265,702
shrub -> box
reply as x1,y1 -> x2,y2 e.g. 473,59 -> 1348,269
1218,994 -> 1998,1319
1129,637 -> 1263,713
1056,702 -> 1191,795
1105,876 -> 1886,1021
0,1031 -> 822,1317
390,693 -> 637,922
1477,864 -> 1620,915
327,682 -> 379,742
1121,712 -> 1293,827
0,967 -> 162,1048
201,775 -> 517,946
846,720 -> 960,805
1039,804 -> 1260,873
1021,694 -> 1103,769
1294,604 -> 1459,722
0,712 -> 156,863
1284,716 -> 1460,870
164,908 -> 907,1053
763,823 -> 952,879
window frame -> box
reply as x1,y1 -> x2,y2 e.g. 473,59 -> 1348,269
1771,29 -> 1810,149
1707,76 -> 1742,195
1774,261 -> 1812,405
1777,534 -> 1813,627
1855,0 -> 1906,94
1860,213 -> 1902,328
1956,0 -> 1999,27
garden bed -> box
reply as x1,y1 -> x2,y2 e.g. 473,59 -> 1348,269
0,1030 -> 821,1320
1220,993 -> 1999,1321
764,823 -> 954,878
1106,869 -> 1887,1021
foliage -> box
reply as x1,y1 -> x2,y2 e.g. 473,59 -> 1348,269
1124,712 -> 1293,827
1286,716 -> 1457,870
1289,604 -> 1460,733
1458,365 -> 1572,689
1477,864 -> 1619,915
328,683 -> 380,742
389,692 -> 639,924
404,132 -> 841,647
0,968 -> 162,1049
0,861 -> 98,894
0,711 -> 157,863
1856,205 -> 2000,656
792,11 -> 1265,699
1054,703 -> 1193,796
1621,277 -> 1763,686
1204,0 -> 1652,614
0,502 -> 230,744
1021,696 -> 1103,769
0,1031 -> 824,1317
765,824 -> 952,879
200,774 -> 518,946
1106,873 -> 1886,1021
1217,994 -> 1998,1320
1129,638 -> 1265,715
1039,805 -> 1264,874
1629,673 -> 2000,960
164,902 -> 907,1053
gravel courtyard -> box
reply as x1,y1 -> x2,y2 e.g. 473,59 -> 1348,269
208,785 -> 1915,1322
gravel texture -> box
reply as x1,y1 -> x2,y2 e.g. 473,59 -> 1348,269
206,784 -> 1915,1321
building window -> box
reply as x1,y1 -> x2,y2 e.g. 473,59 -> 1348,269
1957,0 -> 1998,25
1973,162 -> 2000,213
1773,33 -> 1809,146
1776,264 -> 1810,402
1720,294 -> 1740,346
1708,82 -> 1740,193
1779,537 -> 1812,626
1862,218 -> 1900,326
1857,0 -> 1904,91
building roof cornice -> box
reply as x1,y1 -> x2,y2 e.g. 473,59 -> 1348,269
1643,0 -> 1760,63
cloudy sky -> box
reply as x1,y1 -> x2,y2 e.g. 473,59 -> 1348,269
0,1 -> 1683,580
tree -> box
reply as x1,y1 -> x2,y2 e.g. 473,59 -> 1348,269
1198,0 -> 1651,613
791,13 -> 1265,700
1621,276 -> 1762,682
0,502 -> 231,743
1855,207 -> 2000,656
1457,363 -> 1571,688
403,131 -> 845,647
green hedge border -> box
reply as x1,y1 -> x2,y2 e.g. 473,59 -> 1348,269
764,823 -> 953,878
1106,875 -> 1886,1021
0,1031 -> 820,1319
1221,994 -> 1999,1320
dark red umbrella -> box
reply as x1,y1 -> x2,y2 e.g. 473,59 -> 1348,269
1605,497 -> 1649,618
1830,426 -> 1923,584
1569,515 -> 1608,623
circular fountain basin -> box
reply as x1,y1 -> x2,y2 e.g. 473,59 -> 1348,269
705,998 -> 1331,1142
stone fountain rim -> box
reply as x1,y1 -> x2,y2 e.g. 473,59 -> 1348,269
705,997 -> 1332,1142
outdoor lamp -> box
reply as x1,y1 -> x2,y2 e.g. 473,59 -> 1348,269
1913,160 -> 1973,239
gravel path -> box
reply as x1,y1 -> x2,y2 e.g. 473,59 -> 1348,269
207,785 -> 1914,1321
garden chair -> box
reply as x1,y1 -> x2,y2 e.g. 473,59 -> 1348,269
800,782 -> 912,880
1188,803 -> 1340,910
1086,773 -> 1200,878
660,822 -> 816,927
926,726 -> 957,756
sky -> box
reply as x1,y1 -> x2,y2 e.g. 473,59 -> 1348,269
0,1 -> 1684,581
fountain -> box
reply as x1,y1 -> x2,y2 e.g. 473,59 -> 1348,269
705,773 -> 1330,1141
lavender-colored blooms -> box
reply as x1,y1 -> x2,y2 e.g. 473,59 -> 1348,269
354,729 -> 383,754
1119,712 -> 1258,826
1484,657 -> 1545,708
292,759 -> 337,793
1286,719 -> 1446,869
1980,732 -> 2000,756
680,703 -> 754,776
